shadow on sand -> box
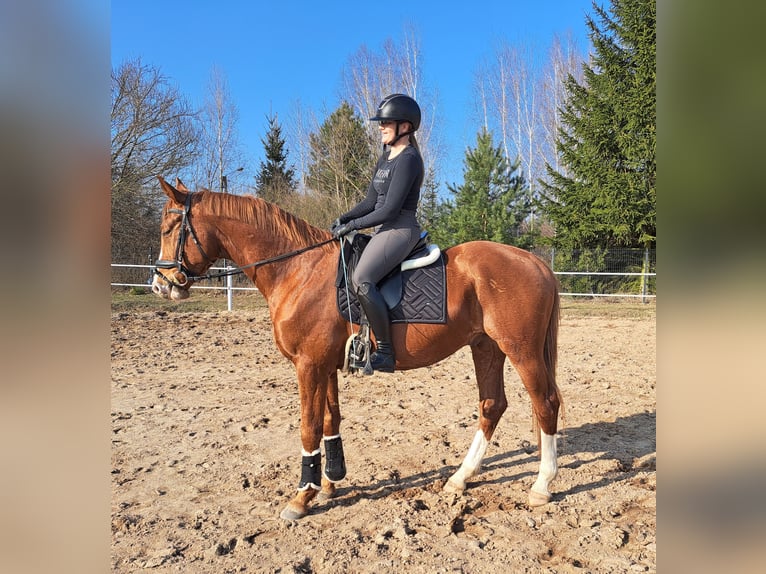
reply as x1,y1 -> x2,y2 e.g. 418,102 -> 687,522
315,410 -> 656,513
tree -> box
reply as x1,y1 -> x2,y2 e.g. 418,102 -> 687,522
540,0 -> 656,249
417,165 -> 441,231
304,102 -> 375,221
440,129 -> 532,248
111,58 -> 199,265
254,113 -> 296,204
536,33 -> 585,183
195,66 -> 247,193
339,24 -> 443,205
474,35 -> 584,235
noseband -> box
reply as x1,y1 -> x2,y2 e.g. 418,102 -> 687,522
153,192 -> 215,289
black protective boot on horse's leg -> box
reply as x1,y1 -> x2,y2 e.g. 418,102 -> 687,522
356,282 -> 395,373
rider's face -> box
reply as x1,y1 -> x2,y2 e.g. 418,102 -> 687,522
379,120 -> 411,145
379,120 -> 396,145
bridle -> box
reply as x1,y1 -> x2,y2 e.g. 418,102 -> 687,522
153,192 -> 214,289
153,191 -> 335,290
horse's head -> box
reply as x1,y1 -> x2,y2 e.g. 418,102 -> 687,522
151,177 -> 218,301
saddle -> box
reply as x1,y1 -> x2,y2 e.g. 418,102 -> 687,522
335,231 -> 446,325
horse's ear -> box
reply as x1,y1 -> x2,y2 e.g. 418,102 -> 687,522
175,178 -> 190,192
158,176 -> 187,204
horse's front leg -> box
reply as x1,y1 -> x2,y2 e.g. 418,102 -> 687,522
318,368 -> 346,501
280,360 -> 335,520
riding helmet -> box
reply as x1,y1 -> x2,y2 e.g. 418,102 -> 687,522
369,94 -> 421,131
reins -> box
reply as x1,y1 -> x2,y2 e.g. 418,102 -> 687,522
189,237 -> 335,282
340,234 -> 355,328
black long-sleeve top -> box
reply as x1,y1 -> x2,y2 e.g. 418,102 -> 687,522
339,145 -> 424,229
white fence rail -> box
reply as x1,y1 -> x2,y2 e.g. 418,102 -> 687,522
110,263 -> 259,290
112,264 -> 656,310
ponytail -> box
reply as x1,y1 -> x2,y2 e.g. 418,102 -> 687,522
409,133 -> 420,152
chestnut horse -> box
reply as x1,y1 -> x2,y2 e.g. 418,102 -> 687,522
151,177 -> 563,520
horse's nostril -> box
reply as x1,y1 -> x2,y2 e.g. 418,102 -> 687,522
174,271 -> 189,287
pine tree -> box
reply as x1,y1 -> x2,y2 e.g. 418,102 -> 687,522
254,113 -> 296,204
305,102 -> 375,215
540,0 -> 655,249
416,166 -> 440,230
441,129 -> 531,248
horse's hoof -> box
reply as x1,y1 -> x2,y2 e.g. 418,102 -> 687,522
443,479 -> 465,494
316,490 -> 333,502
279,504 -> 306,520
528,489 -> 551,507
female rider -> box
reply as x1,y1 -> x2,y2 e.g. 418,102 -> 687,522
331,94 -> 424,373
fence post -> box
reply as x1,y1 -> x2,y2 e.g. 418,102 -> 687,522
641,247 -> 649,304
226,264 -> 233,311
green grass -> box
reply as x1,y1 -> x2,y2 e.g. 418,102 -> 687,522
111,288 -> 268,313
112,288 -> 654,320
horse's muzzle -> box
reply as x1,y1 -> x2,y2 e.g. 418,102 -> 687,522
151,271 -> 190,301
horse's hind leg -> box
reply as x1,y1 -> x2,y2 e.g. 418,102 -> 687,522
444,335 -> 507,493
507,351 -> 560,506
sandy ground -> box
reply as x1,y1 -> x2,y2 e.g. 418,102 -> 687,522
111,306 -> 655,573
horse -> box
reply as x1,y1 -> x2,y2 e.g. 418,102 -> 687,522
151,177 -> 563,520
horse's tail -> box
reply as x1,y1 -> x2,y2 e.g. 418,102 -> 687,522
534,281 -> 564,448
545,288 -> 563,419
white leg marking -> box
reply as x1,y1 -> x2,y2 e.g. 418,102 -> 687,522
530,430 -> 558,505
445,431 -> 488,492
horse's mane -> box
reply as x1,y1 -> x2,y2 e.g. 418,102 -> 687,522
196,190 -> 330,247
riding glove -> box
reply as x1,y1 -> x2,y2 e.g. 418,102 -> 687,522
332,221 -> 355,239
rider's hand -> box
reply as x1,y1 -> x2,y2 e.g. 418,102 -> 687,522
332,222 -> 355,239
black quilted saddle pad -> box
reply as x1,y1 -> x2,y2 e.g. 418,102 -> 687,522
336,255 -> 447,325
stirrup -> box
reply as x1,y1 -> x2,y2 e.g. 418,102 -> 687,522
343,324 -> 372,374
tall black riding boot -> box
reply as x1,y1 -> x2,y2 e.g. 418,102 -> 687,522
356,282 -> 395,373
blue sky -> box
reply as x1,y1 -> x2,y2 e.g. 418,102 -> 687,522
111,0 -> 594,191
